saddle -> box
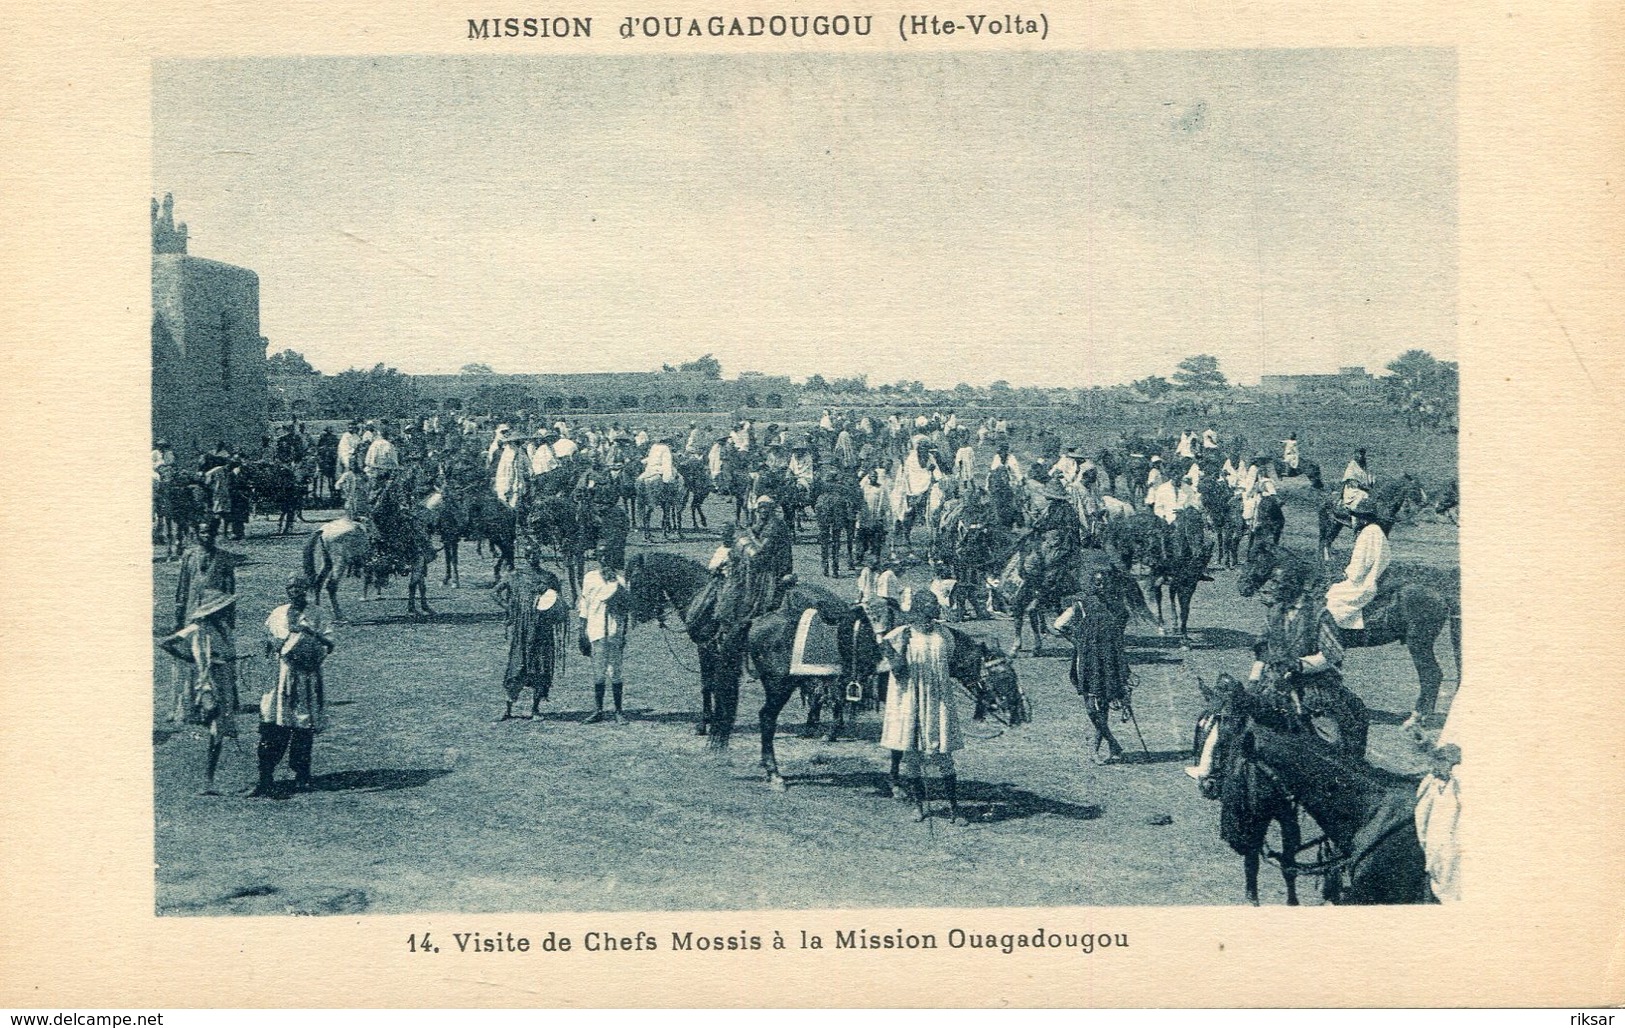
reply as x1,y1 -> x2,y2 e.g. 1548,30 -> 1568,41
789,607 -> 843,677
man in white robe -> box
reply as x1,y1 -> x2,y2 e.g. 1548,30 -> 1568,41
336,422 -> 362,473
493,438 -> 530,509
486,423 -> 513,466
1148,476 -> 1182,524
1324,500 -> 1391,630
640,437 -> 677,483
530,435 -> 559,477
1341,448 -> 1375,508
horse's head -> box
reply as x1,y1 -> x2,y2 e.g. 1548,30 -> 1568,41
1187,672 -> 1249,799
978,647 -> 1028,725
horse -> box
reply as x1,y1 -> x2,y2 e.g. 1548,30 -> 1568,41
635,475 -> 684,542
713,452 -> 756,525
1190,673 -> 1433,904
626,552 -> 1025,790
1318,474 -> 1429,561
626,551 -> 750,745
154,471 -> 208,559
1163,506 -> 1214,638
812,479 -> 856,577
1239,543 -> 1462,720
462,488 -> 518,584
1189,673 -> 1303,905
1199,478 -> 1245,569
746,599 -> 1025,790
1244,492 -> 1285,564
1270,457 -> 1324,490
676,454 -> 713,529
1102,512 -> 1172,629
935,508 -> 1016,620
525,492 -> 591,599
302,501 -> 435,622
999,543 -> 1149,655
243,459 -> 307,535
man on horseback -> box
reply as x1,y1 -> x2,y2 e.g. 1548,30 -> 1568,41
1249,557 -> 1370,756
744,495 -> 793,613
1324,497 -> 1392,633
1341,447 -> 1375,509
1282,432 -> 1300,472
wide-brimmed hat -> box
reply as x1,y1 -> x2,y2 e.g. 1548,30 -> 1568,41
188,589 -> 237,623
1062,445 -> 1081,456
755,495 -> 777,508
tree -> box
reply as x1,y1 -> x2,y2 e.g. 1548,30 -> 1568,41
830,374 -> 869,394
469,381 -> 533,417
677,354 -> 723,379
803,373 -> 830,392
953,382 -> 976,397
1383,349 -> 1458,429
266,348 -> 318,375
313,364 -> 419,420
1132,374 -> 1173,399
989,380 -> 1012,394
1172,354 -> 1227,391
460,362 -> 495,375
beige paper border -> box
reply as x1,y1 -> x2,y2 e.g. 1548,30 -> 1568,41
2,0 -> 1623,1008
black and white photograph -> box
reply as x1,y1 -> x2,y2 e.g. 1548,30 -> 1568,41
148,49 -> 1466,916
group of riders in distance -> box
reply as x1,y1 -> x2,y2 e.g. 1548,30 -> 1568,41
153,403 -> 1461,904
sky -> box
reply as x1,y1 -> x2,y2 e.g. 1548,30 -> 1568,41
153,49 -> 1456,388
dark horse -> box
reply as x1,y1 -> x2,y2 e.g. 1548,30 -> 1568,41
1240,543 -> 1461,721
1270,458 -> 1324,490
626,551 -> 1023,791
1318,474 -> 1428,561
1191,673 -> 1433,905
812,476 -> 857,577
676,454 -> 713,530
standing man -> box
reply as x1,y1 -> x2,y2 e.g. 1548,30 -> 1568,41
336,421 -> 362,474
1055,570 -> 1130,764
1282,432 -> 1300,472
878,591 -> 967,824
953,437 -> 977,487
159,588 -> 240,795
493,548 -> 567,722
577,555 -> 631,724
251,575 -> 334,796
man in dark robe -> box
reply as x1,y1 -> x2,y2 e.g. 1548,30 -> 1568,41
1057,570 -> 1130,764
492,549 -> 567,720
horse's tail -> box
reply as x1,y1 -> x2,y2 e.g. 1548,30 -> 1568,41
302,528 -> 324,583
1119,570 -> 1155,625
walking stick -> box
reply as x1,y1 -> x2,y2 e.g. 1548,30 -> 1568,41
1123,694 -> 1152,757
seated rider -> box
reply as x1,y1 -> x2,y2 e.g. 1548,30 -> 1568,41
1249,557 -> 1369,756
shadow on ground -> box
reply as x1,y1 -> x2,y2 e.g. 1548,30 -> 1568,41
787,770 -> 1104,824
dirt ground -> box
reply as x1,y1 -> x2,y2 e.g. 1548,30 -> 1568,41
153,427 -> 1458,915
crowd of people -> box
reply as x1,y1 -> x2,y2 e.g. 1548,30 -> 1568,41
156,402 -> 1417,806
